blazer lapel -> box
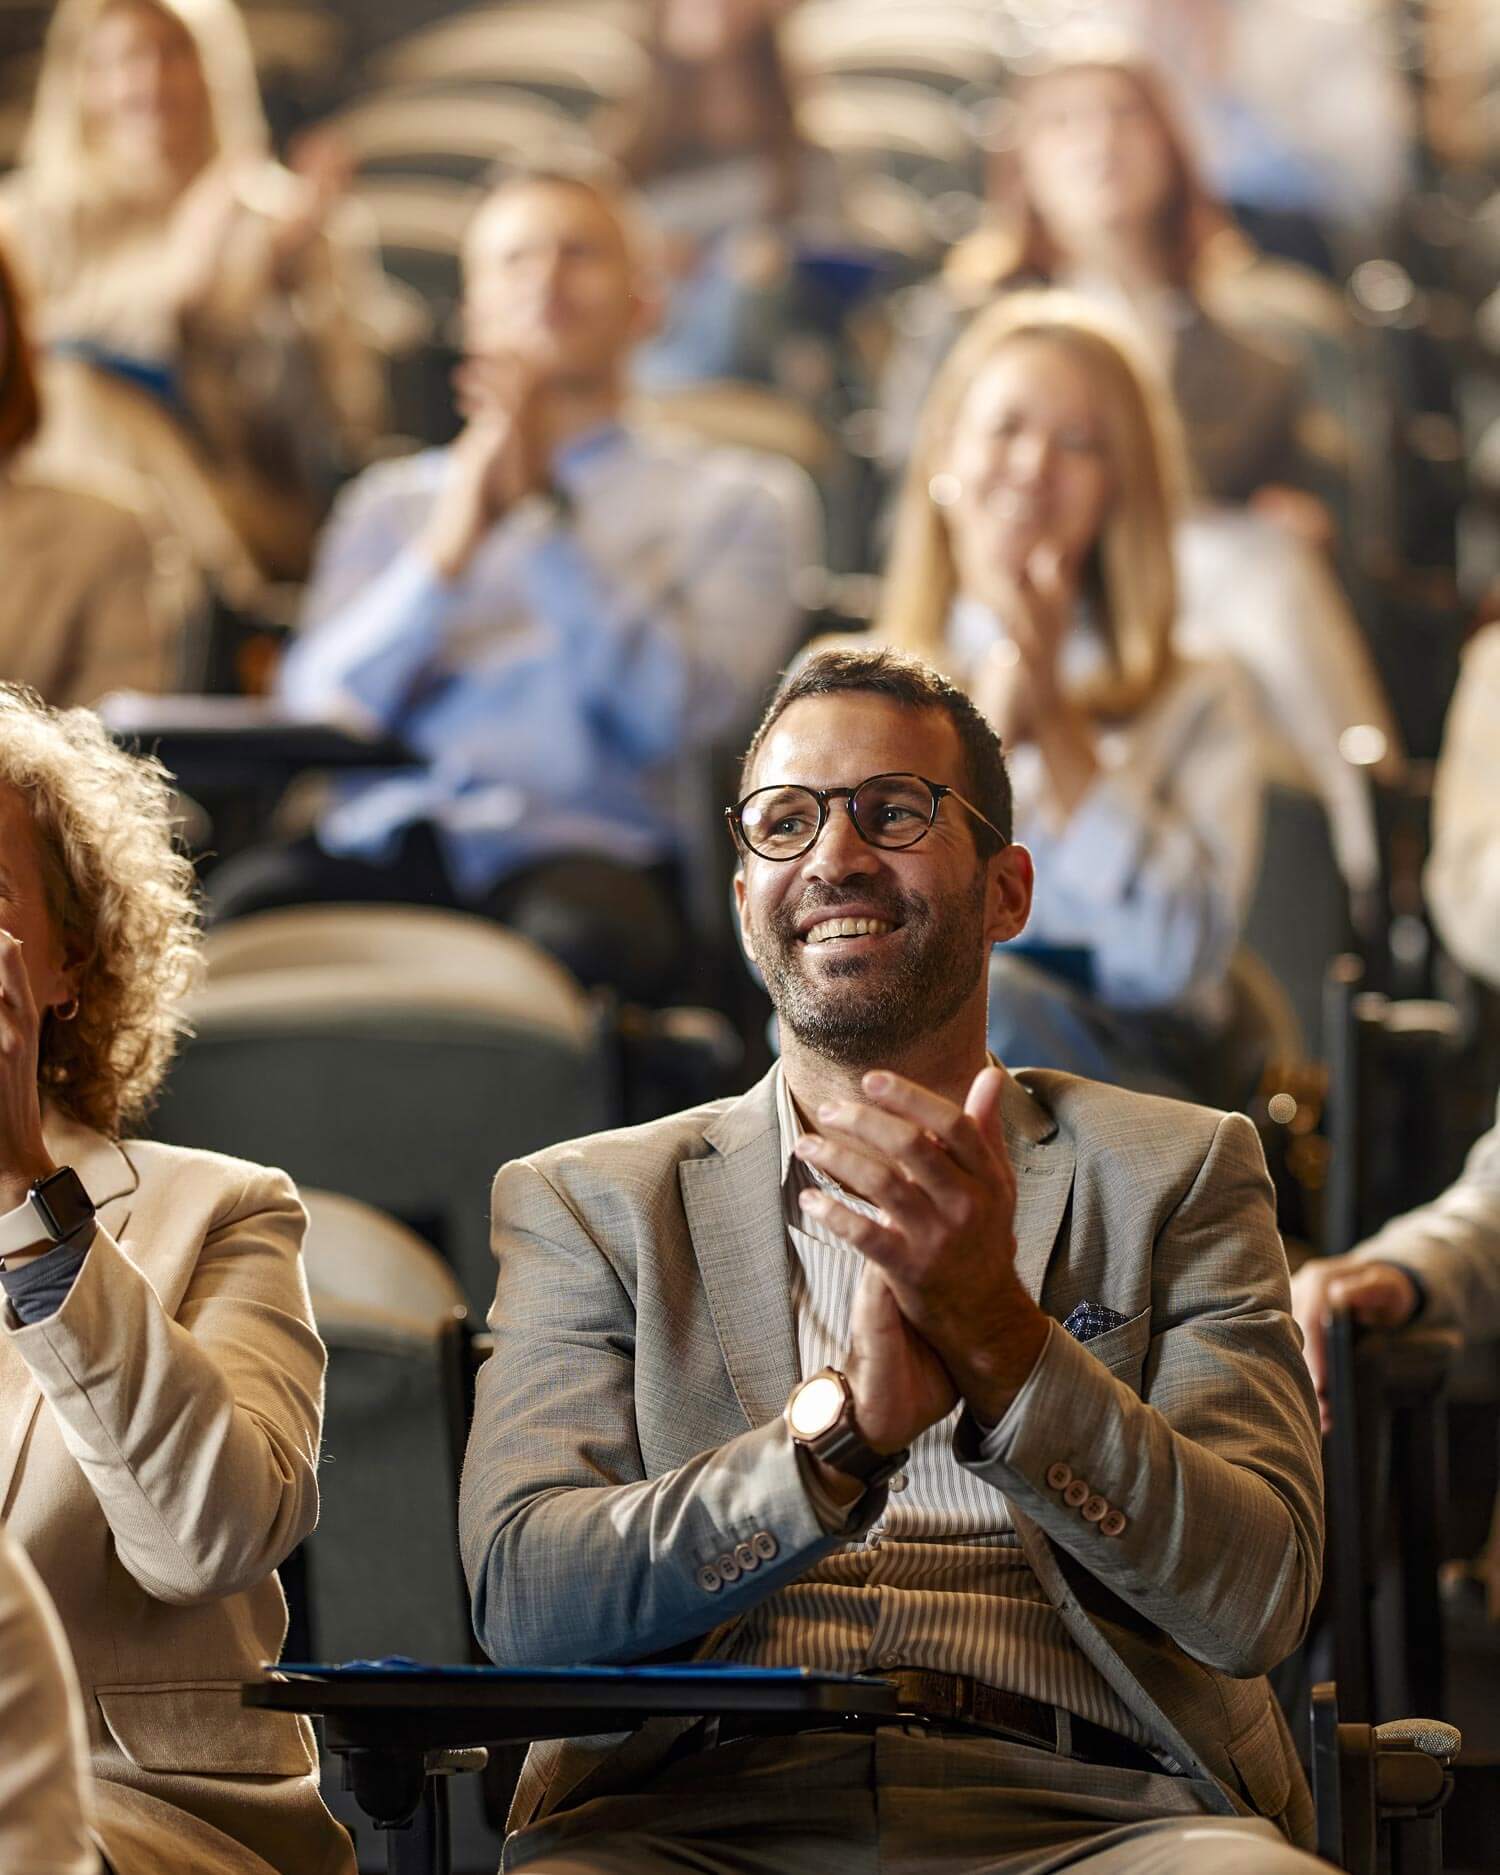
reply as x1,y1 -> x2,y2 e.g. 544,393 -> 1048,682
1004,1069 -> 1074,1309
680,1069 -> 799,1432
0,1111 -> 140,1515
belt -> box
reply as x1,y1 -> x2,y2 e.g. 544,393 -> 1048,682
705,1669 -> 1167,1777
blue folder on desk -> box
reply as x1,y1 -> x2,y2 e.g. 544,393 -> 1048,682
274,1657 -> 874,1684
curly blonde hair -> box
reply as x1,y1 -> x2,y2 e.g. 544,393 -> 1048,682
0,684 -> 201,1136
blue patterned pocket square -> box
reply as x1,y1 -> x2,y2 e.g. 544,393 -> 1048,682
1062,1300 -> 1129,1344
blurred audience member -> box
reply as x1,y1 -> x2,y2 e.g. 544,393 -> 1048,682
0,239 -> 186,706
0,0 -> 402,589
1425,622 -> 1500,985
878,293 -> 1262,1098
0,687 -> 351,1875
1293,1112 -> 1500,1432
1173,509 -> 1400,896
883,48 -> 1350,538
1101,0 -> 1414,254
882,46 -> 1395,890
211,168 -> 819,1002
1293,622 -> 1500,1422
0,1521 -> 98,1875
608,0 -> 843,392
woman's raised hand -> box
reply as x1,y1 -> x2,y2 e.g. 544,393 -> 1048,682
970,542 -> 1073,746
0,932 -> 55,1214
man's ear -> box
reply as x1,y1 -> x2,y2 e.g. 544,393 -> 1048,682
984,843 -> 1033,947
732,868 -> 756,963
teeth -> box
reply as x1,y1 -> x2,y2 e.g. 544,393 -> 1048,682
805,917 -> 895,944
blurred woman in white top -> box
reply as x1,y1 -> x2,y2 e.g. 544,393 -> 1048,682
878,291 -> 1264,1097
0,0 -> 403,589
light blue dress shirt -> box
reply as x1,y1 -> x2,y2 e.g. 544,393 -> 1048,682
278,423 -> 819,897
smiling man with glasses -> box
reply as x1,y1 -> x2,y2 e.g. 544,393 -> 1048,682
462,646 -> 1325,1875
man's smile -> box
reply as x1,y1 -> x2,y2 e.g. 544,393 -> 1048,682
801,916 -> 900,947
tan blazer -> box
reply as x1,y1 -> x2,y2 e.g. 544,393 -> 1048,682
0,1109 -> 354,1875
461,1066 -> 1324,1848
0,472 -> 179,707
0,1519 -> 99,1874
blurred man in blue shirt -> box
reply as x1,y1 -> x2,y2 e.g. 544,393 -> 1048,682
210,165 -> 820,1000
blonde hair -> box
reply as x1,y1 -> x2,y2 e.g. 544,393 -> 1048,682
0,685 -> 201,1136
878,291 -> 1184,721
946,44 -> 1235,307
22,0 -> 267,214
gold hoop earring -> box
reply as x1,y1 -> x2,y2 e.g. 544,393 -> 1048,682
52,997 -> 79,1024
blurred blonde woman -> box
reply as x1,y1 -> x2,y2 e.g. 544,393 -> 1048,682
0,685 -> 351,1875
879,292 -> 1263,1097
0,0 -> 404,588
882,44 -> 1352,535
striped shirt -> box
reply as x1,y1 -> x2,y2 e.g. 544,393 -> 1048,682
718,1065 -> 1157,1750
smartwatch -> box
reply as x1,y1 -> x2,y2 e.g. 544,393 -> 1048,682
784,1367 -> 908,1489
0,1166 -> 96,1266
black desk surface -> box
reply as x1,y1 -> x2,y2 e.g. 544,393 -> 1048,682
101,698 -> 414,788
245,1667 -> 902,1750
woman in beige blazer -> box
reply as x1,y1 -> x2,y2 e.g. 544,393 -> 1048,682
1,0 -> 407,586
0,684 -> 353,1875
0,239 -> 183,708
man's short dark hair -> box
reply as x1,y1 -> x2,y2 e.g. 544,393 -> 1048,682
740,647 -> 1013,855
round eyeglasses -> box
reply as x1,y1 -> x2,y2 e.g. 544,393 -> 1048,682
727,771 -> 1008,862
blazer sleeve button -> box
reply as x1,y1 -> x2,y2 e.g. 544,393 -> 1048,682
751,1531 -> 779,1561
1081,1495 -> 1109,1523
697,1564 -> 723,1593
734,1542 -> 759,1572
1045,1462 -> 1073,1491
1063,1479 -> 1090,1508
1100,1509 -> 1128,1538
716,1552 -> 741,1582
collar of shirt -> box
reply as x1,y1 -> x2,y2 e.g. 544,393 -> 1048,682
550,419 -> 631,499
774,1062 -> 887,1238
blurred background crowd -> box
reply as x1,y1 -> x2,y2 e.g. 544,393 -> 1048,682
1,1 -> 1499,1866
0,0 -> 1498,1278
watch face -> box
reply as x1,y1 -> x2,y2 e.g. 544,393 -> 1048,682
788,1371 -> 847,1440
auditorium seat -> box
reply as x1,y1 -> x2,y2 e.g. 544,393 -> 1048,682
299,1189 -> 505,1873
367,3 -> 647,118
1243,782 -> 1356,1053
325,86 -> 591,188
146,906 -> 612,1314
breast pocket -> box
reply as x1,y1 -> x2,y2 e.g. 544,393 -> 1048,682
95,1681 -> 316,1776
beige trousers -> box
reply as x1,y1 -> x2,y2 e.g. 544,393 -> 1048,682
504,1729 -> 1321,1875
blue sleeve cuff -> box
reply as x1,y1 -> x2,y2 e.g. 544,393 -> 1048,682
0,1223 -> 97,1326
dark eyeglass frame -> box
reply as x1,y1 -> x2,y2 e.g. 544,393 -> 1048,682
726,771 -> 1009,862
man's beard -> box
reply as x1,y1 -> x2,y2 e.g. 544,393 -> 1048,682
751,875 -> 989,1067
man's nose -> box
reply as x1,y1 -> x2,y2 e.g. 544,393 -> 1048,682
797,802 -> 880,884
